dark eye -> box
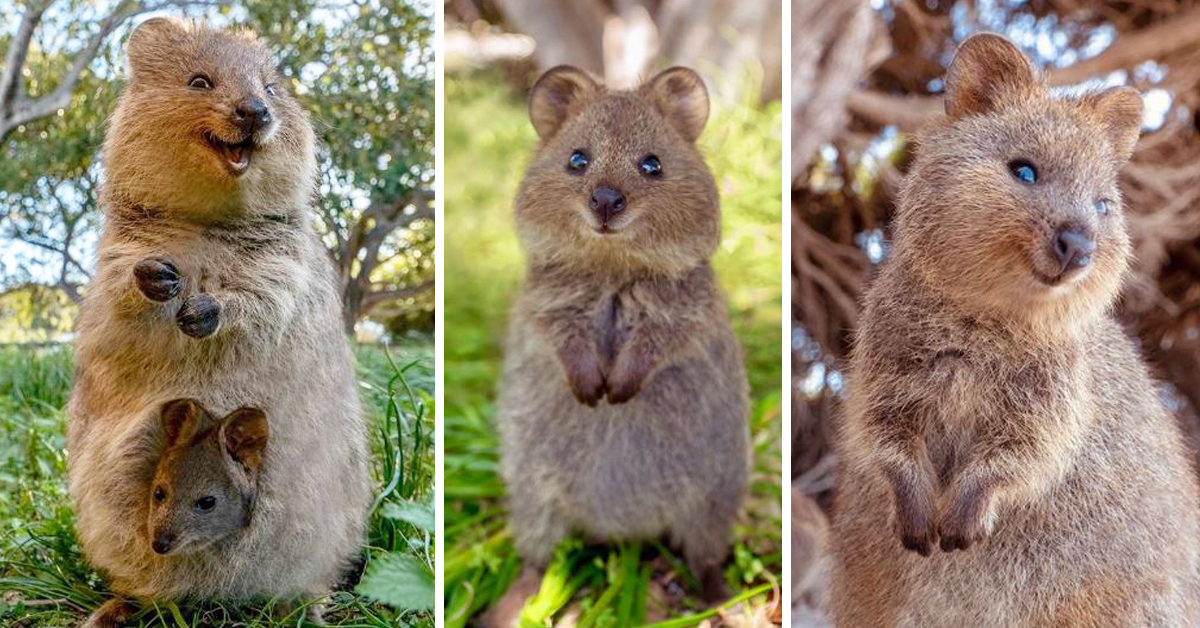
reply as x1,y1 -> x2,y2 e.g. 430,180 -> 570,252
265,83 -> 276,96
189,75 -> 213,90
1008,159 -> 1037,184
194,496 -> 217,513
567,150 -> 589,173
1095,198 -> 1111,215
639,155 -> 663,178
153,487 -> 166,503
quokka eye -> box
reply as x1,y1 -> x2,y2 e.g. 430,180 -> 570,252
1008,159 -> 1038,184
265,83 -> 277,96
639,154 -> 663,178
189,74 -> 213,90
153,487 -> 166,503
567,150 -> 589,173
1095,198 -> 1112,215
194,496 -> 217,513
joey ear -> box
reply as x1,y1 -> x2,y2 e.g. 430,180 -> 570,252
127,18 -> 187,72
944,33 -> 1039,119
529,65 -> 599,140
644,67 -> 709,143
1084,87 -> 1143,161
160,398 -> 207,447
220,408 -> 269,472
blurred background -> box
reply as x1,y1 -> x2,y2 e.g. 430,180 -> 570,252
791,0 -> 1200,624
442,2 -> 783,627
0,1 -> 434,626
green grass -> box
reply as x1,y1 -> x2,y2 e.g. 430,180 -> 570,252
0,340 -> 435,627
443,71 -> 783,626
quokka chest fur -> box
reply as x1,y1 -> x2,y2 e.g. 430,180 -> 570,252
830,33 -> 1200,627
496,65 -> 750,602
66,18 -> 370,605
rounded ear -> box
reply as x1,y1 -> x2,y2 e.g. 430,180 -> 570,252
529,65 -> 599,140
127,18 -> 187,71
643,67 -> 709,143
160,398 -> 207,447
944,33 -> 1039,119
1084,87 -> 1143,161
220,407 -> 269,472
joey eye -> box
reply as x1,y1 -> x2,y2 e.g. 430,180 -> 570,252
567,150 -> 589,173
194,496 -> 217,513
189,75 -> 213,90
639,154 -> 662,178
1095,198 -> 1112,215
265,83 -> 277,96
1008,159 -> 1038,184
153,487 -> 166,503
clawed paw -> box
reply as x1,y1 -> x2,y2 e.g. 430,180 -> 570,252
562,351 -> 606,407
935,480 -> 996,553
133,258 -> 181,302
176,293 -> 221,339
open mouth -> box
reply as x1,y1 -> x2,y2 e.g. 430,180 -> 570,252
203,132 -> 256,176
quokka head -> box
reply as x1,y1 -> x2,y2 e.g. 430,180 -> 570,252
896,33 -> 1143,324
146,399 -> 268,557
515,66 -> 720,276
103,18 -> 316,220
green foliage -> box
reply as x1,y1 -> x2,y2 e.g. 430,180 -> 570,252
0,341 -> 434,627
443,70 -> 783,625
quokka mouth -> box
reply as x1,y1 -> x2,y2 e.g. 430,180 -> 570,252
202,131 -> 256,176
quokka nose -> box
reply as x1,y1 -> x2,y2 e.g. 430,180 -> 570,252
151,533 -> 175,555
589,187 -> 627,224
234,98 -> 272,134
1052,225 -> 1096,273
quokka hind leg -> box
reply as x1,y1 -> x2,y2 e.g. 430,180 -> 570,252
483,566 -> 543,628
671,501 -> 738,604
80,597 -> 135,628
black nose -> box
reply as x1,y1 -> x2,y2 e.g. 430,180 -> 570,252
234,98 -> 271,134
152,533 -> 175,555
589,187 -> 627,224
1052,225 -> 1096,273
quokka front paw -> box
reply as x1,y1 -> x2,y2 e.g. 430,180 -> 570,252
605,349 -> 653,404
176,293 -> 221,338
562,350 -> 606,407
133,257 -> 181,302
936,479 -> 996,552
889,473 -> 938,557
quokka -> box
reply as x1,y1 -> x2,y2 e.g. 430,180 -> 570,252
489,65 -> 751,623
67,18 -> 369,626
831,33 -> 1200,626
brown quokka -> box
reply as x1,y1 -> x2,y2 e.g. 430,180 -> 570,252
491,65 -> 750,620
831,33 -> 1200,626
67,19 -> 369,627
147,399 -> 268,559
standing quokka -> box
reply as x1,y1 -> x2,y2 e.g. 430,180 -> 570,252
66,19 -> 370,626
831,33 -> 1200,627
492,65 -> 750,619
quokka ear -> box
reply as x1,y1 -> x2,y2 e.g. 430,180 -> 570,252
160,398 -> 208,447
529,65 -> 599,140
220,407 -> 269,472
127,18 -> 188,72
944,33 -> 1039,119
1084,87 -> 1143,161
644,67 -> 709,143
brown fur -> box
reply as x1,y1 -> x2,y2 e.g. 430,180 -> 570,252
66,18 -> 370,620
830,33 -> 1200,626
492,66 -> 750,616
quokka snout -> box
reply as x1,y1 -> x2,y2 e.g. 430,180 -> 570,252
146,399 -> 268,557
